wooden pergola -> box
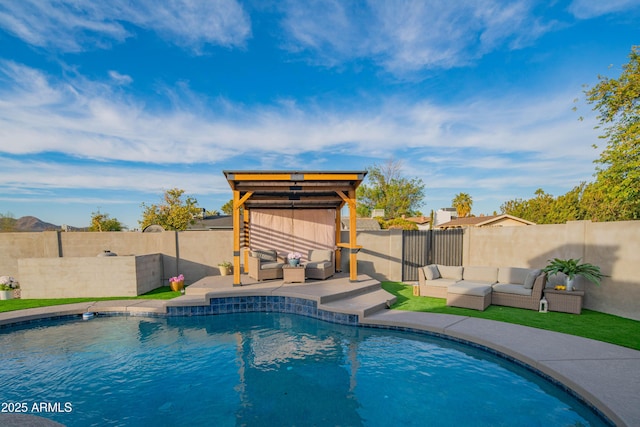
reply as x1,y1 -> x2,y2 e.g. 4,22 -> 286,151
223,170 -> 367,286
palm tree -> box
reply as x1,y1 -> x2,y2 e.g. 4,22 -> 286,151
452,193 -> 473,218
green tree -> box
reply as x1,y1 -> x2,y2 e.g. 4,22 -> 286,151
452,193 -> 473,218
382,217 -> 418,230
139,188 -> 201,231
89,210 -> 124,232
0,212 -> 16,232
501,189 -> 559,224
221,200 -> 234,215
356,159 -> 425,218
579,181 -> 622,222
500,198 -> 529,219
548,184 -> 586,223
584,45 -> 640,220
525,189 -> 555,224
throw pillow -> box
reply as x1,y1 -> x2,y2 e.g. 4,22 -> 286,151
423,264 -> 440,280
253,249 -> 277,262
523,269 -> 542,289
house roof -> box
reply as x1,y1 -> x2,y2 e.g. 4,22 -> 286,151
223,170 -> 367,210
436,214 -> 535,229
187,215 -> 235,230
404,215 -> 430,225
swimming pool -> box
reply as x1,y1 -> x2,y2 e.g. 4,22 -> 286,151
0,313 -> 608,426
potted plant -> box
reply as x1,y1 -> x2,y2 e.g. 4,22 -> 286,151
168,274 -> 185,292
287,252 -> 302,267
0,276 -> 19,300
218,261 -> 232,276
542,258 -> 605,291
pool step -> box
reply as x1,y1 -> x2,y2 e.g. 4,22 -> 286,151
167,272 -> 396,319
320,289 -> 396,318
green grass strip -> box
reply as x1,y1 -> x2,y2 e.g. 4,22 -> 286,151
0,286 -> 181,313
382,281 -> 640,351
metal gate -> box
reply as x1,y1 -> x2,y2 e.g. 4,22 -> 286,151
402,229 -> 464,281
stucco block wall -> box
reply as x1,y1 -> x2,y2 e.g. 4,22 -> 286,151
341,230 -> 403,282
60,231 -> 177,268
583,221 -> 639,318
19,254 -> 162,298
135,254 -> 163,295
0,231 -> 61,279
176,231 -> 234,282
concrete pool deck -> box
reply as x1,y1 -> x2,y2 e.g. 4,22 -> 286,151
1,273 -> 638,427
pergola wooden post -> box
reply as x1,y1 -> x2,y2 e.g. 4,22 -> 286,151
336,188 -> 362,282
232,188 -> 253,286
232,189 -> 241,286
224,171 -> 367,286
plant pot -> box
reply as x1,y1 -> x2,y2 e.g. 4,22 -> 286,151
288,259 -> 300,267
170,280 -> 184,292
219,267 -> 231,276
0,290 -> 13,300
565,277 -> 575,292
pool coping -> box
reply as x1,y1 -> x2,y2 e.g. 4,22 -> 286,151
1,290 -> 638,426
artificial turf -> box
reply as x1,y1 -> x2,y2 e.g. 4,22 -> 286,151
381,281 -> 640,351
0,286 -> 181,313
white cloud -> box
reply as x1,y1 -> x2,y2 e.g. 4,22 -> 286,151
568,0 -> 640,19
0,0 -> 251,53
279,0 -> 556,75
0,61 -> 603,215
108,71 -> 133,85
0,61 -> 600,166
0,154 -> 230,197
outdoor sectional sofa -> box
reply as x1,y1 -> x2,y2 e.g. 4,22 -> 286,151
418,264 -> 546,311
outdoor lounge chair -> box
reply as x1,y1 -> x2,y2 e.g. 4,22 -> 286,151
305,249 -> 334,280
248,249 -> 284,281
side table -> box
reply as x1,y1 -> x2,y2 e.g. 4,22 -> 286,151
283,265 -> 306,283
544,288 -> 584,314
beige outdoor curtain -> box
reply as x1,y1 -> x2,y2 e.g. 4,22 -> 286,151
250,209 -> 335,262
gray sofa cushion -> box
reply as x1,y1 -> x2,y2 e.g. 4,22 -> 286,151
424,278 -> 458,288
251,249 -> 278,262
306,261 -> 332,269
437,265 -> 463,281
463,266 -> 498,284
448,282 -> 493,297
309,249 -> 332,262
260,261 -> 284,270
523,269 -> 542,289
423,264 -> 441,280
492,283 -> 532,296
498,267 -> 532,286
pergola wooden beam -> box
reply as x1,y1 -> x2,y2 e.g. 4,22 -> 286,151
224,170 -> 367,285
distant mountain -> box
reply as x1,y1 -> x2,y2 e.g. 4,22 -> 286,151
15,216 -> 60,231
4,216 -> 85,232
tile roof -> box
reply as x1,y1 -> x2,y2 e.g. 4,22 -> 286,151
436,214 -> 534,229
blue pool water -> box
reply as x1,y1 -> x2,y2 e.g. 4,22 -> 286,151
0,313 -> 608,426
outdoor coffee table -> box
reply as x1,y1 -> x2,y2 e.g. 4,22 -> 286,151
283,265 -> 306,283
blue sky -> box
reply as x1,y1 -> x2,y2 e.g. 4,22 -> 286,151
1,1 -> 639,230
